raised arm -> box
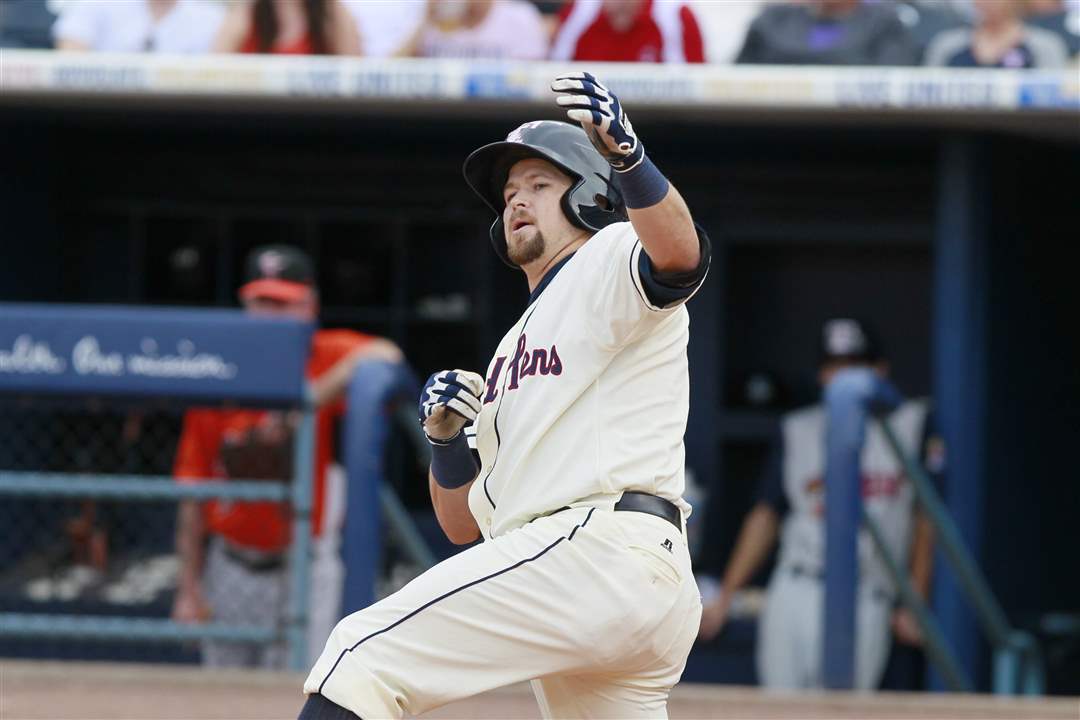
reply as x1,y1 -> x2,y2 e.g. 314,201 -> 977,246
551,72 -> 703,275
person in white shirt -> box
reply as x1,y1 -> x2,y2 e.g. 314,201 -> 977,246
53,0 -> 224,53
341,0 -> 426,58
299,72 -> 710,720
402,0 -> 548,59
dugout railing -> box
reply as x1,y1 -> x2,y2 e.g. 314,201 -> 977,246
872,416 -> 1044,695
0,303 -> 317,669
821,368 -> 1044,694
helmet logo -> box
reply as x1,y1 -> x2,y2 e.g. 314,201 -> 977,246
506,121 -> 546,144
258,250 -> 285,278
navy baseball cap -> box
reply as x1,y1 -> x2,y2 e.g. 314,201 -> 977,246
239,245 -> 315,303
819,318 -> 880,364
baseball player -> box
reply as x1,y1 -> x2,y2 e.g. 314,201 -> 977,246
172,244 -> 402,668
697,318 -> 939,690
300,72 -> 710,720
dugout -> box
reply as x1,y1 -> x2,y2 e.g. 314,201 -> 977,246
1,57 -> 1078,691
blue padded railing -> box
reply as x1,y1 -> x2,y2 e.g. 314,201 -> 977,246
340,360 -> 436,615
0,304 -> 316,670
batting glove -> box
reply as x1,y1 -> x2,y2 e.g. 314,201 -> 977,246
552,72 -> 644,172
419,369 -> 485,443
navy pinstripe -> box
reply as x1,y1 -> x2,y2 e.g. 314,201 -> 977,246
317,507 -> 596,695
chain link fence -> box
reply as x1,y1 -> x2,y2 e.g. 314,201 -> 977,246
0,397 -> 190,661
0,394 -> 437,667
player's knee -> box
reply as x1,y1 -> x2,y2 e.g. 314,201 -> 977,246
298,693 -> 362,720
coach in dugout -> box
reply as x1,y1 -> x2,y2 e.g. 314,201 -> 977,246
171,244 -> 402,669
698,318 -> 943,690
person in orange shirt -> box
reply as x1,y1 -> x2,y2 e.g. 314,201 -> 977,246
171,244 -> 401,669
212,0 -> 361,55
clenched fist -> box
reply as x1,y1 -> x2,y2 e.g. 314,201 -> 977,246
419,369 -> 485,442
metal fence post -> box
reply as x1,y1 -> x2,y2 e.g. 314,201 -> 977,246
877,417 -> 1045,695
861,510 -> 971,691
877,419 -> 1011,647
823,368 -> 902,689
286,392 -> 316,672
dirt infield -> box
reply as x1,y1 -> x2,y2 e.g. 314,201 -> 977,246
1,660 -> 1077,720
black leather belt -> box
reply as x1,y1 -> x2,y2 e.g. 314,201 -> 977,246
787,565 -> 893,604
614,491 -> 682,533
223,544 -> 286,573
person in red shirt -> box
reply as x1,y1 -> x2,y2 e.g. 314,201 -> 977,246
550,0 -> 705,63
171,244 -> 402,668
213,0 -> 361,55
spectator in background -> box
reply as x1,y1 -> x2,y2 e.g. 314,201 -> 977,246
532,0 -> 568,43
341,0 -> 426,57
892,1 -> 971,61
53,0 -> 223,53
697,319 -> 940,690
172,244 -> 402,669
550,0 -> 705,63
402,0 -> 547,59
1024,0 -> 1080,57
1,0 -> 57,49
736,0 -> 919,66
691,0 -> 766,64
214,0 -> 361,56
924,0 -> 1068,67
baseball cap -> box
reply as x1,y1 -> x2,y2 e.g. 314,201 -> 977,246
238,245 -> 315,303
819,318 -> 880,364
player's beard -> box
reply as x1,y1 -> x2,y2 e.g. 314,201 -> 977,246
507,226 -> 545,266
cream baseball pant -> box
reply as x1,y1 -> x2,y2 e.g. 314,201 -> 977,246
304,506 -> 702,719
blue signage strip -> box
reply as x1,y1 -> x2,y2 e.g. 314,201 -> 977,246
0,304 -> 312,405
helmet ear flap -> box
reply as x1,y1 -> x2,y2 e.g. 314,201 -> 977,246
489,216 -> 515,268
560,186 -> 591,231
569,172 -> 626,231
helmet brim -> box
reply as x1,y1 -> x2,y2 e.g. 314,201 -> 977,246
462,141 -> 580,216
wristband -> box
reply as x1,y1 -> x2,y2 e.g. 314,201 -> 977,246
429,431 -> 478,489
617,153 -> 669,209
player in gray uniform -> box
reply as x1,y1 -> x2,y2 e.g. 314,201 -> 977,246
698,318 -> 937,690
299,72 -> 710,719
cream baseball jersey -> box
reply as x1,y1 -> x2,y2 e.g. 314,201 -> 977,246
467,221 -> 703,539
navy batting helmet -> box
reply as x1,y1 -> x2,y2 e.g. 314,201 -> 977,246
463,120 -> 625,267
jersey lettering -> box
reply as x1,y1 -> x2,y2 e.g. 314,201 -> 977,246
490,334 -> 564,396
484,356 -> 506,404
469,224 -> 695,538
507,335 -> 527,390
802,472 -> 906,516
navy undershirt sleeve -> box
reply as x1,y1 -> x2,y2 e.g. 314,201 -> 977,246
636,223 -> 712,309
755,427 -> 789,516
